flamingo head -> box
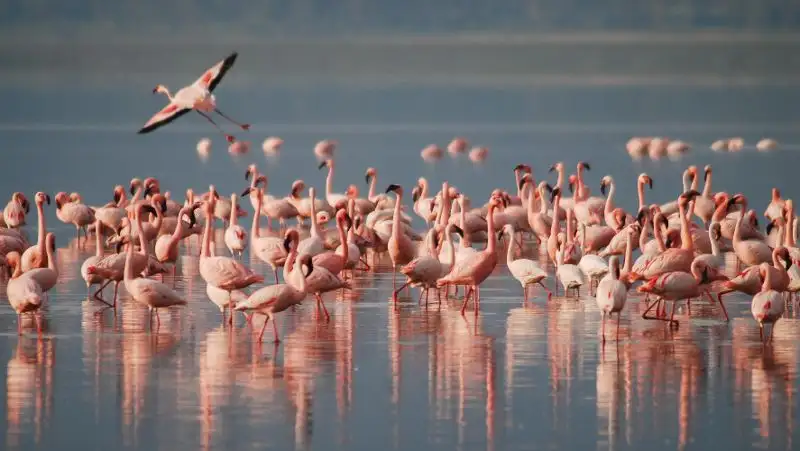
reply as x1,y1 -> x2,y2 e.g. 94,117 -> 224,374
577,161 -> 591,172
636,207 -> 649,226
704,165 -> 712,181
679,190 -> 701,205
12,193 -> 30,213
638,173 -> 653,189
129,178 -> 142,196
86,265 -> 97,275
748,210 -> 759,228
235,229 -> 246,240
290,180 -> 305,198
316,211 -> 330,225
713,192 -> 729,207
548,162 -> 563,173
364,167 -> 377,184
772,188 -> 782,201
346,185 -> 359,198
283,229 -> 299,253
664,229 -> 681,249
411,186 -> 421,202
766,218 -> 781,236
150,194 -> 167,213
518,173 -> 532,190
385,184 -> 403,196
514,164 -> 532,174
777,247 -> 792,270
35,192 -> 50,206
336,209 -> 352,230
450,224 -> 464,238
54,192 -> 69,210
318,159 -> 333,170
567,174 -> 577,193
245,164 -> 257,180
300,254 -> 314,277
599,176 -> 613,195
549,187 -> 562,204
688,165 -> 698,180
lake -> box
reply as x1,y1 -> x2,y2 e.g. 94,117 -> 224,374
0,56 -> 799,450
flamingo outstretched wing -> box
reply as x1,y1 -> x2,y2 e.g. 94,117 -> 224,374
137,103 -> 191,134
193,52 -> 238,92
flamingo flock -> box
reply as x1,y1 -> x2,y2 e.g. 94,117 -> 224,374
2,150 -> 797,345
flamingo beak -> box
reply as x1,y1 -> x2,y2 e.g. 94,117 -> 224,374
188,210 -> 197,228
412,188 -> 421,203
548,164 -> 556,173
152,87 -> 158,94
344,213 -> 353,230
581,162 -> 591,171
129,184 -> 136,196
646,177 -> 653,189
159,198 -> 167,213
241,188 -> 252,197
518,178 -> 527,190
113,190 -> 121,204
766,220 -> 776,236
365,173 -> 372,184
55,198 -> 62,209
600,181 -> 607,196
636,208 -> 647,225
44,194 -> 51,205
245,169 -> 252,180
451,225 -> 464,238
385,184 -> 401,194
318,161 -> 327,170
783,250 -> 792,270
568,181 -> 574,194
550,187 -> 561,203
283,235 -> 292,253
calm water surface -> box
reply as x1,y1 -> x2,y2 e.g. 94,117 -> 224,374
0,80 -> 799,451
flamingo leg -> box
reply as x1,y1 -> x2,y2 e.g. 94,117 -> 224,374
392,282 -> 410,306
273,268 -> 279,285
258,315 -> 269,342
417,288 -> 425,306
197,111 -> 235,142
17,313 -> 22,335
112,281 -> 120,308
759,322 -> 764,341
214,108 -> 250,130
475,285 -> 481,315
460,287 -> 474,315
538,281 -> 552,298
272,316 -> 281,343
315,294 -> 331,321
601,311 -> 606,344
616,313 -> 621,341
705,290 -> 728,321
523,284 -> 528,303
227,291 -> 234,325
668,302 -> 678,327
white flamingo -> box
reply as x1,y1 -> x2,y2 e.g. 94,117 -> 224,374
595,256 -> 627,343
503,224 -> 549,302
20,192 -> 50,272
224,193 -> 248,257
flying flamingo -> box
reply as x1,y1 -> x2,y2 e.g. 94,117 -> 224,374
138,52 -> 249,142
595,256 -> 627,343
751,263 -> 785,342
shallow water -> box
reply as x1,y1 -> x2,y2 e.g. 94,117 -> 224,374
0,77 -> 799,451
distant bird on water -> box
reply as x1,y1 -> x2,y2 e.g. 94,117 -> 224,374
138,52 -> 249,143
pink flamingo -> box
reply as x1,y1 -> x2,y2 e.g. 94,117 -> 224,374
596,256 -> 627,343
3,192 -> 29,229
751,263 -> 785,342
199,194 -> 264,324
4,252 -> 44,334
638,259 -> 714,326
312,210 -> 351,276
20,233 -> 58,295
122,226 -> 187,328
437,197 -> 502,315
728,194 -> 772,267
629,191 -> 699,281
385,184 -> 417,303
244,187 -> 288,284
138,52 -> 249,142
235,252 -> 311,343
20,192 -> 50,272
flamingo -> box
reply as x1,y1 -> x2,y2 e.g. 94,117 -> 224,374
751,263 -> 785,342
728,194 -> 772,267
138,52 -> 249,142
638,259 -> 712,326
628,191 -> 699,281
122,226 -> 187,328
659,167 -> 696,218
81,217 -> 107,298
21,233 -> 58,295
764,188 -> 785,222
3,192 -> 29,229
155,204 -> 198,272
364,167 -> 393,210
199,193 -> 264,324
234,254 -> 311,343
286,230 -> 350,321
20,192 -> 50,272
4,252 -> 44,334
555,235 -> 585,298
399,228 -> 448,306
385,184 -> 417,303
297,187 -> 328,258
693,165 -> 717,226
244,187 -> 288,284
596,256 -> 627,343
437,197 -> 502,315
503,224 -> 549,302
312,209 -> 351,275
223,193 -> 248,258
318,159 -> 348,209
55,192 -> 94,242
